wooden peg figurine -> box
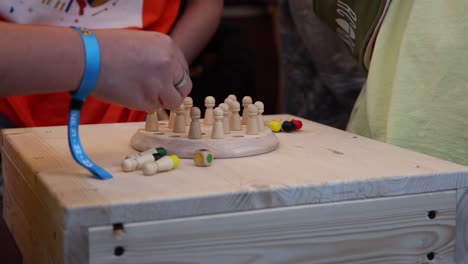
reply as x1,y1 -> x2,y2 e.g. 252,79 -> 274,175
219,103 -> 230,134
224,98 -> 233,105
144,112 -> 159,132
174,104 -> 186,133
230,101 -> 242,131
155,108 -> 169,121
224,98 -> 233,121
228,94 -> 237,101
204,96 -> 216,125
142,155 -> 180,176
188,107 -> 202,139
254,101 -> 264,132
241,96 -> 253,125
126,147 -> 167,160
121,152 -> 165,172
246,104 -> 258,135
183,97 -> 193,126
168,109 -> 176,129
211,107 -> 224,139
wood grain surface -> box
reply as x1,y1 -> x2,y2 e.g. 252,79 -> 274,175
2,114 -> 467,230
88,191 -> 456,264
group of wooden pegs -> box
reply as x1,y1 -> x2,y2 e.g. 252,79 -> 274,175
167,95 -> 267,139
121,147 -> 179,176
121,147 -> 215,176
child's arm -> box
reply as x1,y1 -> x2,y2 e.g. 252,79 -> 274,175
0,24 -> 85,96
0,23 -> 191,111
170,0 -> 224,64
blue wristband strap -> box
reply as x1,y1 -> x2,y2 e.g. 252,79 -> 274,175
68,26 -> 112,180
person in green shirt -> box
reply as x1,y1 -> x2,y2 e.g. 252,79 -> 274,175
282,0 -> 468,166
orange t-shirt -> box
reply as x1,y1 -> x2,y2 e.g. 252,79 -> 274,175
0,0 -> 181,127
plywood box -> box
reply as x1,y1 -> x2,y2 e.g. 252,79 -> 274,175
2,114 -> 468,264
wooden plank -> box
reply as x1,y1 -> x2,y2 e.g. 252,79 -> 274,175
3,186 -> 34,263
456,188 -> 468,263
89,191 -> 456,264
3,187 -> 55,264
3,116 -> 467,229
64,227 -> 89,264
2,148 -> 64,264
1,127 -> 71,186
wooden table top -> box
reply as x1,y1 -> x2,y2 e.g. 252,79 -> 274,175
3,114 -> 467,228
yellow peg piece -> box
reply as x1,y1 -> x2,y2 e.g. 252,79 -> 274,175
268,120 -> 282,132
142,155 -> 179,176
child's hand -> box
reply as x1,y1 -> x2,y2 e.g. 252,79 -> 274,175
92,29 -> 192,111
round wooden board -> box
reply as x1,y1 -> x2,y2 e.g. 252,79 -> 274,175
130,121 -> 280,159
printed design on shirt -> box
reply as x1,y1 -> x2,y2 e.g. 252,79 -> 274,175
39,0 -> 110,16
336,0 -> 357,51
2,0 -> 143,28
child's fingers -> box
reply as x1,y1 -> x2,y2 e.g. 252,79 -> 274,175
159,64 -> 190,109
174,68 -> 192,98
147,53 -> 192,111
160,86 -> 183,110
171,42 -> 192,98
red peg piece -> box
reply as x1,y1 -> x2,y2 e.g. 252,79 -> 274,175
290,119 -> 302,130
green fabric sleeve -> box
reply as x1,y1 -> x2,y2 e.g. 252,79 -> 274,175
347,0 -> 468,166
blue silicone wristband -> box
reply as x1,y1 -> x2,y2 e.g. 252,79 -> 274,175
68,27 -> 112,180
70,26 -> 100,100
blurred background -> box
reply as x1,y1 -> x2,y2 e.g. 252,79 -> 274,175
189,0 -> 281,116
189,0 -> 366,130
